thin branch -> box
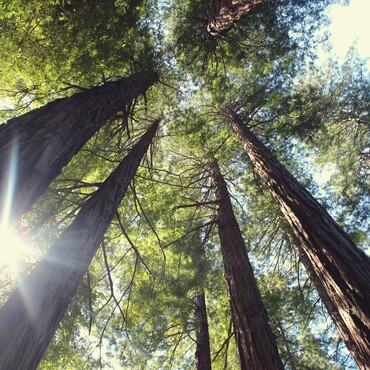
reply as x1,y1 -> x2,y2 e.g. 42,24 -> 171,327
163,220 -> 217,249
115,211 -> 155,279
212,318 -> 234,361
174,200 -> 217,210
87,270 -> 93,335
130,181 -> 167,264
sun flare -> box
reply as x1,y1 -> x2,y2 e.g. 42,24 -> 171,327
0,224 -> 29,272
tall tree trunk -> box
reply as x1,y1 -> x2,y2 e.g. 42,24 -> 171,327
0,120 -> 159,370
203,0 -> 265,41
210,160 -> 284,370
194,291 -> 212,370
227,107 -> 370,369
0,71 -> 158,221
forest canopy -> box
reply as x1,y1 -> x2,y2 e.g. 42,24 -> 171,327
0,0 -> 369,369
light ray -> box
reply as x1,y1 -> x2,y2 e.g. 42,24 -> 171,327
1,137 -> 18,225
0,138 -> 28,272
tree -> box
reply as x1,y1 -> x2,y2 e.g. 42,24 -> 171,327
202,0 -> 266,41
194,292 -> 212,370
209,160 -> 284,369
173,0 -> 335,74
0,120 -> 159,370
225,106 -> 370,369
0,0 -> 154,96
0,0 -> 366,368
0,72 -> 158,221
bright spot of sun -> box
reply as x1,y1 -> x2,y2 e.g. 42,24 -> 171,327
329,0 -> 370,60
0,224 -> 29,272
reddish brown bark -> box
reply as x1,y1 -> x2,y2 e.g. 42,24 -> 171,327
227,107 -> 370,369
0,120 -> 159,370
210,160 -> 284,370
203,0 -> 265,40
195,292 -> 212,370
0,71 -> 158,221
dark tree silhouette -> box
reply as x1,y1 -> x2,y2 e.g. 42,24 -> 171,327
227,106 -> 370,369
0,120 -> 159,370
0,72 -> 158,221
210,160 -> 284,370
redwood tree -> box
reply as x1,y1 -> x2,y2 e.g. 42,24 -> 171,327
0,71 -> 158,221
203,0 -> 265,41
194,292 -> 212,370
0,120 -> 159,370
210,160 -> 284,370
226,106 -> 370,369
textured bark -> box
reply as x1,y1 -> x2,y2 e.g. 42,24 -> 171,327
210,161 -> 284,370
195,292 -> 212,370
0,120 -> 159,370
203,0 -> 265,40
0,71 -> 158,221
227,107 -> 370,369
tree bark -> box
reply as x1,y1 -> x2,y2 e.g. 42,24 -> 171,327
0,120 -> 159,370
210,160 -> 284,370
203,0 -> 265,41
195,291 -> 212,370
227,107 -> 370,369
0,71 -> 158,221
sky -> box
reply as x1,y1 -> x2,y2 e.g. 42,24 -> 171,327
327,0 -> 370,68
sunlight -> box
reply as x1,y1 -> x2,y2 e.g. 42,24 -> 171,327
1,138 -> 18,223
0,137 -> 28,272
322,0 -> 370,70
329,0 -> 370,60
0,223 -> 29,272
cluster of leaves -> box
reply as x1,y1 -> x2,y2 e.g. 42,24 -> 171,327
0,0 -> 367,369
0,0 -> 155,115
170,0 -> 342,75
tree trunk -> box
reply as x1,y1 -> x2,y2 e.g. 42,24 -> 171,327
210,160 -> 284,370
0,71 -> 158,221
203,0 -> 265,41
227,107 -> 370,369
195,291 -> 212,370
0,120 -> 159,370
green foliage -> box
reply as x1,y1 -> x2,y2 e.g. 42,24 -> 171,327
0,0 -> 155,109
0,0 -> 366,369
171,0 -> 338,77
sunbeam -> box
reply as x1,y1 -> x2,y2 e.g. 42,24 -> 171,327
1,138 -> 18,224
0,138 -> 28,272
0,224 -> 29,272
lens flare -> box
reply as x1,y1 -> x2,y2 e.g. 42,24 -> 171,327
1,137 -> 18,223
0,224 -> 29,272
0,138 -> 28,271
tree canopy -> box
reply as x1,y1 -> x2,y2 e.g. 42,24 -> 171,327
0,0 -> 368,369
